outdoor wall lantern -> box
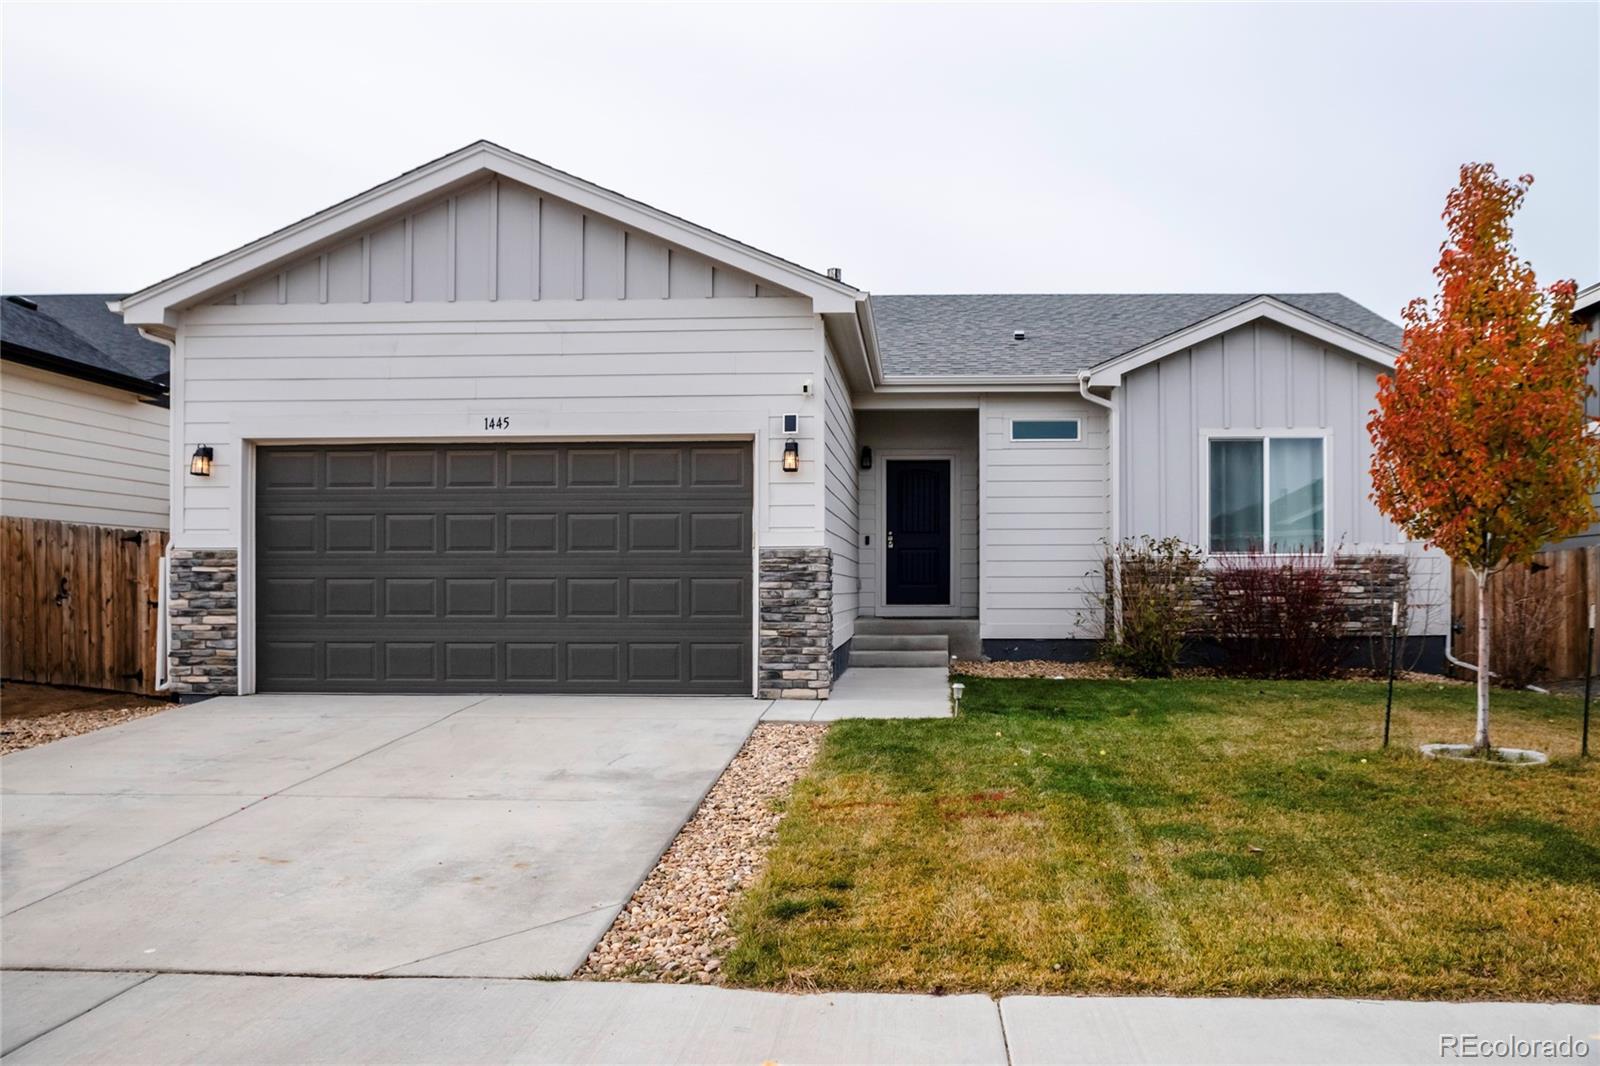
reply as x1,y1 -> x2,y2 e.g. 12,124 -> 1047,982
859,445 -> 873,470
189,445 -> 214,477
782,439 -> 800,473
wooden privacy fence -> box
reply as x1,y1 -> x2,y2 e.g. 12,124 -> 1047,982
2,516 -> 168,695
1451,545 -> 1600,682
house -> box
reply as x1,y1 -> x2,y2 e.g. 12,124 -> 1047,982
2,294 -> 171,530
1549,280 -> 1600,551
112,141 -> 1444,698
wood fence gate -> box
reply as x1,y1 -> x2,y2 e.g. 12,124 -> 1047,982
1451,545 -> 1600,682
2,516 -> 168,695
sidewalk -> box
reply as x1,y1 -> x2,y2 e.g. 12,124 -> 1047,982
3,970 -> 1594,1064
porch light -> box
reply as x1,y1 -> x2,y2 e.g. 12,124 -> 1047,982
859,446 -> 873,470
782,439 -> 800,473
189,445 -> 214,477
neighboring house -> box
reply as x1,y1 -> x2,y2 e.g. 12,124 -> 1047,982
113,141 -> 1443,699
1,294 -> 171,529
1548,280 -> 1600,551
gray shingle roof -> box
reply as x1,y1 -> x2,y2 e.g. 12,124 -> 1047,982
870,293 -> 1402,378
2,294 -> 169,390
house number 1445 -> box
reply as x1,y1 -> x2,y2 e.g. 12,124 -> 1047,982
482,416 -> 511,430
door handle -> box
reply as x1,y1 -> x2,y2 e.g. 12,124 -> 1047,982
886,531 -> 894,549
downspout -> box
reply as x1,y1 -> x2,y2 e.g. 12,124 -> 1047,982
138,327 -> 176,693
1078,372 -> 1121,640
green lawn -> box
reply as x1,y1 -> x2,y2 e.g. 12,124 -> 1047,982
723,678 -> 1599,1001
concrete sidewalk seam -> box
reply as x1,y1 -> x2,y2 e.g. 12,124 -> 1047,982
0,971 -> 156,1059
0,695 -> 496,919
374,902 -> 624,976
995,996 -> 1015,1066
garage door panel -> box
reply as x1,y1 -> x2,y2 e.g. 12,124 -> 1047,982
256,442 -> 752,694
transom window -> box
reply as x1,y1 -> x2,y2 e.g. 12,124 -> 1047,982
1208,436 -> 1325,553
1010,419 -> 1080,442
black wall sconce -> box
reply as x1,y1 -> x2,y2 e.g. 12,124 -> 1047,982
782,439 -> 799,473
859,446 -> 873,471
189,444 -> 214,477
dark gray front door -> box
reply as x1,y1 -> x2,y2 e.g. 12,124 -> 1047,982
254,442 -> 752,693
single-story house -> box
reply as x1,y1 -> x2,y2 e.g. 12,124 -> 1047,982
1550,281 -> 1600,551
112,141 -> 1445,698
2,294 -> 171,530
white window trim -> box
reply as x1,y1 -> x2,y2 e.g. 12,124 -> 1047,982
1008,417 -> 1080,444
1199,428 -> 1330,558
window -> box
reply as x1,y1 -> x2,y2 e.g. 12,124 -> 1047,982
1010,419 -> 1079,442
1208,436 -> 1324,552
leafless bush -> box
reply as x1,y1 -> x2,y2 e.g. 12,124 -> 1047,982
1211,550 -> 1347,678
1096,536 -> 1204,677
1491,563 -> 1558,688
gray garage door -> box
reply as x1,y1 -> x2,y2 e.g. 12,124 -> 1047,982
255,442 -> 752,694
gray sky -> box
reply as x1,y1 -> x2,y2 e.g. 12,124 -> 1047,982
4,2 -> 1596,324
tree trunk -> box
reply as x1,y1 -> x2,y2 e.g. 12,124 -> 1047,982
1475,567 -> 1492,753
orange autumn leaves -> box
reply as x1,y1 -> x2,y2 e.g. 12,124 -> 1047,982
1369,163 -> 1600,574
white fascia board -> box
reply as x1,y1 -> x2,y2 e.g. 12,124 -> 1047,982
1574,281 -> 1600,316
116,141 -> 861,327
1083,296 -> 1399,387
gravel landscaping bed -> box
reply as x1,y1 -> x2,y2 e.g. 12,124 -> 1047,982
1,700 -> 172,755
579,722 -> 827,984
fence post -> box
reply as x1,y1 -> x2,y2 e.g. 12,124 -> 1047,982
1584,603 -> 1593,759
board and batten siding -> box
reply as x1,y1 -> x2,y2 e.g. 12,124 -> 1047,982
859,409 -> 981,618
0,362 -> 169,529
979,395 -> 1107,639
170,299 -> 826,548
822,343 -> 859,648
1118,319 -> 1446,635
217,177 -> 796,308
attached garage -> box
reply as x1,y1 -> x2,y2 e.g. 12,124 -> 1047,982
254,441 -> 753,694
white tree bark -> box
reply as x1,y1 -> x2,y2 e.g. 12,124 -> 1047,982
1475,567 -> 1492,752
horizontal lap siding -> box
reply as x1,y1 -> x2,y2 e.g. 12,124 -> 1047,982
858,410 -> 980,617
980,395 -> 1107,639
822,344 -> 859,648
0,363 -> 169,529
1119,320 -> 1445,636
174,303 -> 824,545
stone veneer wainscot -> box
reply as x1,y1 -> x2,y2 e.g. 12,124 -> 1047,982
758,547 -> 833,699
168,548 -> 239,695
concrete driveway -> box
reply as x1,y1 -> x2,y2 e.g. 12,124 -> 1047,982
1,693 -> 764,978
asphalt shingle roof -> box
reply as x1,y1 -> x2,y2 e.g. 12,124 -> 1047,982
2,294 -> 169,388
870,293 -> 1403,378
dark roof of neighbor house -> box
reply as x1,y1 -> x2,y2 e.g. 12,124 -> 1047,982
2,294 -> 169,396
870,292 -> 1403,377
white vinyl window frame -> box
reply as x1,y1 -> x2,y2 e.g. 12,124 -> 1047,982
1199,428 -> 1330,557
1008,418 -> 1080,443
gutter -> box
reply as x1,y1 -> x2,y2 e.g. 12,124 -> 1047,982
2,343 -> 168,402
1078,371 -> 1122,640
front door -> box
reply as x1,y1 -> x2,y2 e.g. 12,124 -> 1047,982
885,459 -> 951,606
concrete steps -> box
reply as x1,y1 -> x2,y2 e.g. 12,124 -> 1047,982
850,630 -> 951,668
852,617 -> 980,660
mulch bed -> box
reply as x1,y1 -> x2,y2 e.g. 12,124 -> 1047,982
579,722 -> 827,984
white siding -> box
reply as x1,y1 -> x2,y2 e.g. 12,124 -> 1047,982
979,394 -> 1107,639
859,409 -> 980,617
0,362 -> 169,529
170,299 -> 824,548
1119,319 -> 1446,635
213,178 -> 799,308
822,343 -> 859,648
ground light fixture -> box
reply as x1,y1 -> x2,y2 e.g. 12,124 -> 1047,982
189,445 -> 214,477
783,439 -> 799,472
951,681 -> 965,714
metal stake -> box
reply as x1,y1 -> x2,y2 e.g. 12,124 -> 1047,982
1383,600 -> 1399,749
1584,604 -> 1594,759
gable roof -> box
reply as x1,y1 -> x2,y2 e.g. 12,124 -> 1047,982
869,292 -> 1402,380
116,140 -> 863,329
2,294 -> 169,397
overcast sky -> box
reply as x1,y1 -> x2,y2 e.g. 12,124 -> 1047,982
3,2 -> 1596,324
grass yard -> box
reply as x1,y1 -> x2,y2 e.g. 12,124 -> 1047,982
723,678 -> 1599,1001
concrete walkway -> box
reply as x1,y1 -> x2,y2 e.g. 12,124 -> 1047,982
2,971 -> 1593,1064
765,666 -> 951,721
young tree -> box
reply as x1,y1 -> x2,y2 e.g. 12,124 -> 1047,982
1369,163 -> 1600,752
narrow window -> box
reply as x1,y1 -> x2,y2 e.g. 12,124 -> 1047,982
1010,419 -> 1080,441
1208,437 -> 1324,553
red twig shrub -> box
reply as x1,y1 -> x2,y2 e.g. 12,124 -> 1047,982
1211,551 -> 1348,678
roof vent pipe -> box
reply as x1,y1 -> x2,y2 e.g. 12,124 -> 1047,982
1013,330 -> 1026,341
826,267 -> 843,282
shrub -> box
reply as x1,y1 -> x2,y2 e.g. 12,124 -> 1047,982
1489,563 -> 1557,689
1210,550 -> 1347,678
1097,536 -> 1204,677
